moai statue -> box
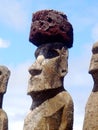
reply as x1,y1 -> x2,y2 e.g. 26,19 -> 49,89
83,42 -> 98,130
23,10 -> 74,130
0,66 -> 10,130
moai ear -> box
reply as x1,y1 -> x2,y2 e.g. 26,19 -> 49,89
59,47 -> 68,77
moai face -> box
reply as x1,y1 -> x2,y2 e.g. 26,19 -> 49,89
27,43 -> 68,94
89,42 -> 98,75
89,42 -> 98,91
0,66 -> 10,94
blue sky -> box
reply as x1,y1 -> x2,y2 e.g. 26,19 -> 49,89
0,0 -> 98,130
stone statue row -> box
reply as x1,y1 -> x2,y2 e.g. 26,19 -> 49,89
0,10 -> 98,130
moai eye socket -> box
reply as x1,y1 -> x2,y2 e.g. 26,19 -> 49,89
46,49 -> 59,59
35,46 -> 59,59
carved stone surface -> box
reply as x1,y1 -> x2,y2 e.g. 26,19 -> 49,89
24,91 -> 73,130
0,66 -> 10,95
0,66 -> 10,130
23,42 -> 74,130
24,9 -> 74,130
29,10 -> 73,48
27,43 -> 68,93
0,109 -> 8,130
83,42 -> 98,130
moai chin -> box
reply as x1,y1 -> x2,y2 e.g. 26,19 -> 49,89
23,10 -> 74,130
0,66 -> 10,130
83,42 -> 98,130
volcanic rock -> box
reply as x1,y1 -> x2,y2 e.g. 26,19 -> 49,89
29,10 -> 73,48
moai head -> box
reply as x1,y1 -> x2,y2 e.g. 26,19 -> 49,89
0,66 -> 10,94
27,10 -> 73,95
27,42 -> 68,94
89,42 -> 98,91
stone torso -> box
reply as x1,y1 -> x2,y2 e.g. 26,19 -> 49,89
83,42 -> 98,130
24,91 -> 73,130
83,92 -> 98,130
0,109 -> 8,130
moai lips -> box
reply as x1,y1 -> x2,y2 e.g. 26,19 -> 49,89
29,10 -> 73,48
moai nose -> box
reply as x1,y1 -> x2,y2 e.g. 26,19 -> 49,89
36,55 -> 45,64
29,64 -> 42,76
28,55 -> 44,76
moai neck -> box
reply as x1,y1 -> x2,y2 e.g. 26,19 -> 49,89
30,87 -> 65,110
92,73 -> 98,92
0,94 -> 3,108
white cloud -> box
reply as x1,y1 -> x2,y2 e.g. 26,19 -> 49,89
0,38 -> 10,48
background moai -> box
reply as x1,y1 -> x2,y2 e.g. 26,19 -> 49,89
23,10 -> 74,130
0,66 -> 10,130
83,42 -> 98,130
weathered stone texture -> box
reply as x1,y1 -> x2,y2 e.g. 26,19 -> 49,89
24,91 -> 73,130
29,10 -> 73,48
0,66 -> 10,130
23,43 -> 74,130
24,9 -> 74,130
0,109 -> 8,130
83,92 -> 98,130
27,43 -> 68,93
0,66 -> 10,94
83,42 -> 98,130
89,42 -> 98,75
